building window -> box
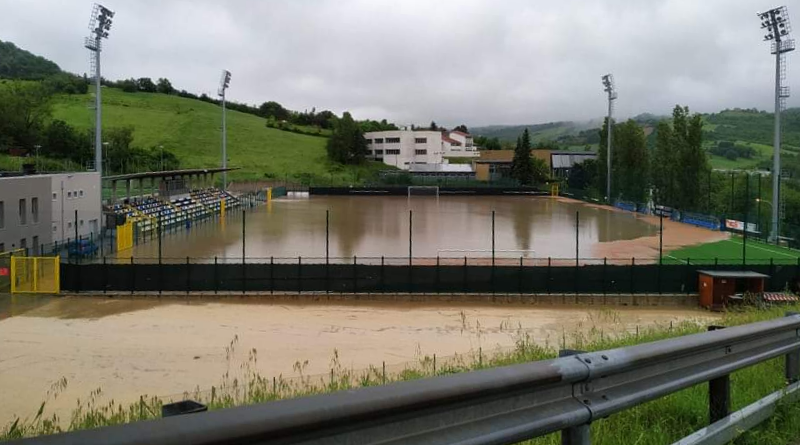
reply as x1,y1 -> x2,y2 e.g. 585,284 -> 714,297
32,197 -> 38,224
79,190 -> 84,197
32,236 -> 39,254
68,222 -> 72,229
366,139 -> 372,144
374,138 -> 384,144
20,238 -> 26,250
52,193 -> 57,201
415,137 -> 427,144
385,137 -> 400,143
0,201 -> 4,229
53,225 -> 57,232
80,219 -> 84,227
374,149 -> 384,155
0,243 -> 4,253
415,149 -> 427,155
386,149 -> 401,155
67,191 -> 72,198
18,199 -> 26,225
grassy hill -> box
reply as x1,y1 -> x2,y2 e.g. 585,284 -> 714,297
51,88 -> 385,184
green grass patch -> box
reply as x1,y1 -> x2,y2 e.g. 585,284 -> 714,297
665,236 -> 800,265
5,305 -> 800,444
50,88 -> 388,185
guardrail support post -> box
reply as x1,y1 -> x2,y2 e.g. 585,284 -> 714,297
786,312 -> 800,383
559,349 -> 590,445
708,325 -> 730,423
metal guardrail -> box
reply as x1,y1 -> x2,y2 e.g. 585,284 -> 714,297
12,314 -> 800,445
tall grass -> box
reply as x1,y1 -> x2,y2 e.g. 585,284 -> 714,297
3,305 -> 800,443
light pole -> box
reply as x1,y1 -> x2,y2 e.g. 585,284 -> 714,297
757,6 -> 794,242
601,74 -> 618,203
218,70 -> 232,190
84,3 -> 114,179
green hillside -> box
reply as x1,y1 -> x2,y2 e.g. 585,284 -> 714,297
51,88 -> 385,184
0,40 -> 61,80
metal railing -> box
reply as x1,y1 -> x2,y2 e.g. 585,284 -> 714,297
11,314 -> 800,444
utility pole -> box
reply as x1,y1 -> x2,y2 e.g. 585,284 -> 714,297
218,70 -> 232,190
601,74 -> 618,202
757,6 -> 795,242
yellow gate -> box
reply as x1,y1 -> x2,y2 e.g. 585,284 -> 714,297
116,220 -> 134,252
10,256 -> 60,294
550,183 -> 560,197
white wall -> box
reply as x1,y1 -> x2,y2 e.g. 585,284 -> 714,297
365,130 -> 445,170
50,172 -> 102,243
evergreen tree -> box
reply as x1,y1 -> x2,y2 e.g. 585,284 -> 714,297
652,120 -> 677,206
614,120 -> 649,202
430,121 -> 438,131
511,129 -> 534,185
326,112 -> 367,164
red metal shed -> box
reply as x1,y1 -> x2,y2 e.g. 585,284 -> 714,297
697,270 -> 768,310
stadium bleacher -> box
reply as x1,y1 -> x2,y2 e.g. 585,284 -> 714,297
108,188 -> 241,236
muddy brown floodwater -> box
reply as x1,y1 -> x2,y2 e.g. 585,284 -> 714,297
118,196 -> 674,261
0,295 -> 717,425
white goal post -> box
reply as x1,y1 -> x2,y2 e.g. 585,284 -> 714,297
407,186 -> 440,198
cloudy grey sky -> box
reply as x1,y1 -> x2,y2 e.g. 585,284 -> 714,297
0,0 -> 797,126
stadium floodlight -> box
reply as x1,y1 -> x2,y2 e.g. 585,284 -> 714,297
757,6 -> 795,242
601,74 -> 618,202
218,70 -> 232,190
84,4 -> 114,181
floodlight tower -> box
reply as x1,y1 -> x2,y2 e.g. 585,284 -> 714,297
601,74 -> 618,202
758,6 -> 795,242
218,70 -> 232,190
84,3 -> 114,179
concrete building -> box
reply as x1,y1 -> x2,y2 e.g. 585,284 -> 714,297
365,130 -> 478,171
0,172 -> 101,253
0,175 -> 53,254
50,172 -> 102,244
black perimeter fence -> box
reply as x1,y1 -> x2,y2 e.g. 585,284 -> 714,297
60,256 -> 800,295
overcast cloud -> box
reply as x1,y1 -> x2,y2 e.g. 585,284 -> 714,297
0,0 -> 797,126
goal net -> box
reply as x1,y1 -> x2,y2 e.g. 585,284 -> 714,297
408,186 -> 440,198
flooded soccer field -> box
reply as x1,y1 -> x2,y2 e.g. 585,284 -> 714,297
116,195 -> 725,262
0,295 -> 715,425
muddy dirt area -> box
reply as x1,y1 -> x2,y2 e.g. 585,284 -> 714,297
0,295 -> 716,424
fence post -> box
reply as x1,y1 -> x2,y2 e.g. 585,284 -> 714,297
708,325 -> 730,423
491,210 -> 495,267
630,257 -> 635,295
436,256 -> 440,294
298,257 -> 302,294
547,257 -> 552,295
770,258 -> 776,291
603,258 -> 607,296
685,258 -> 692,295
380,256 -> 385,293
786,312 -> 800,383
214,256 -> 218,294
353,255 -> 357,294
460,256 -> 467,293
518,256 -> 523,295
270,256 -> 274,294
242,210 -> 246,295
130,256 -> 135,294
408,210 -> 413,266
186,256 -> 190,294
559,349 -> 590,445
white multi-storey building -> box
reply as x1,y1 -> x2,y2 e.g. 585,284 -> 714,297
365,130 -> 478,171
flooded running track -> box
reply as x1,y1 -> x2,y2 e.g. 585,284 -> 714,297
0,295 -> 715,424
119,196 -> 659,260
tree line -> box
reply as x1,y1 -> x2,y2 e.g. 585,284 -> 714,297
569,105 -> 710,210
